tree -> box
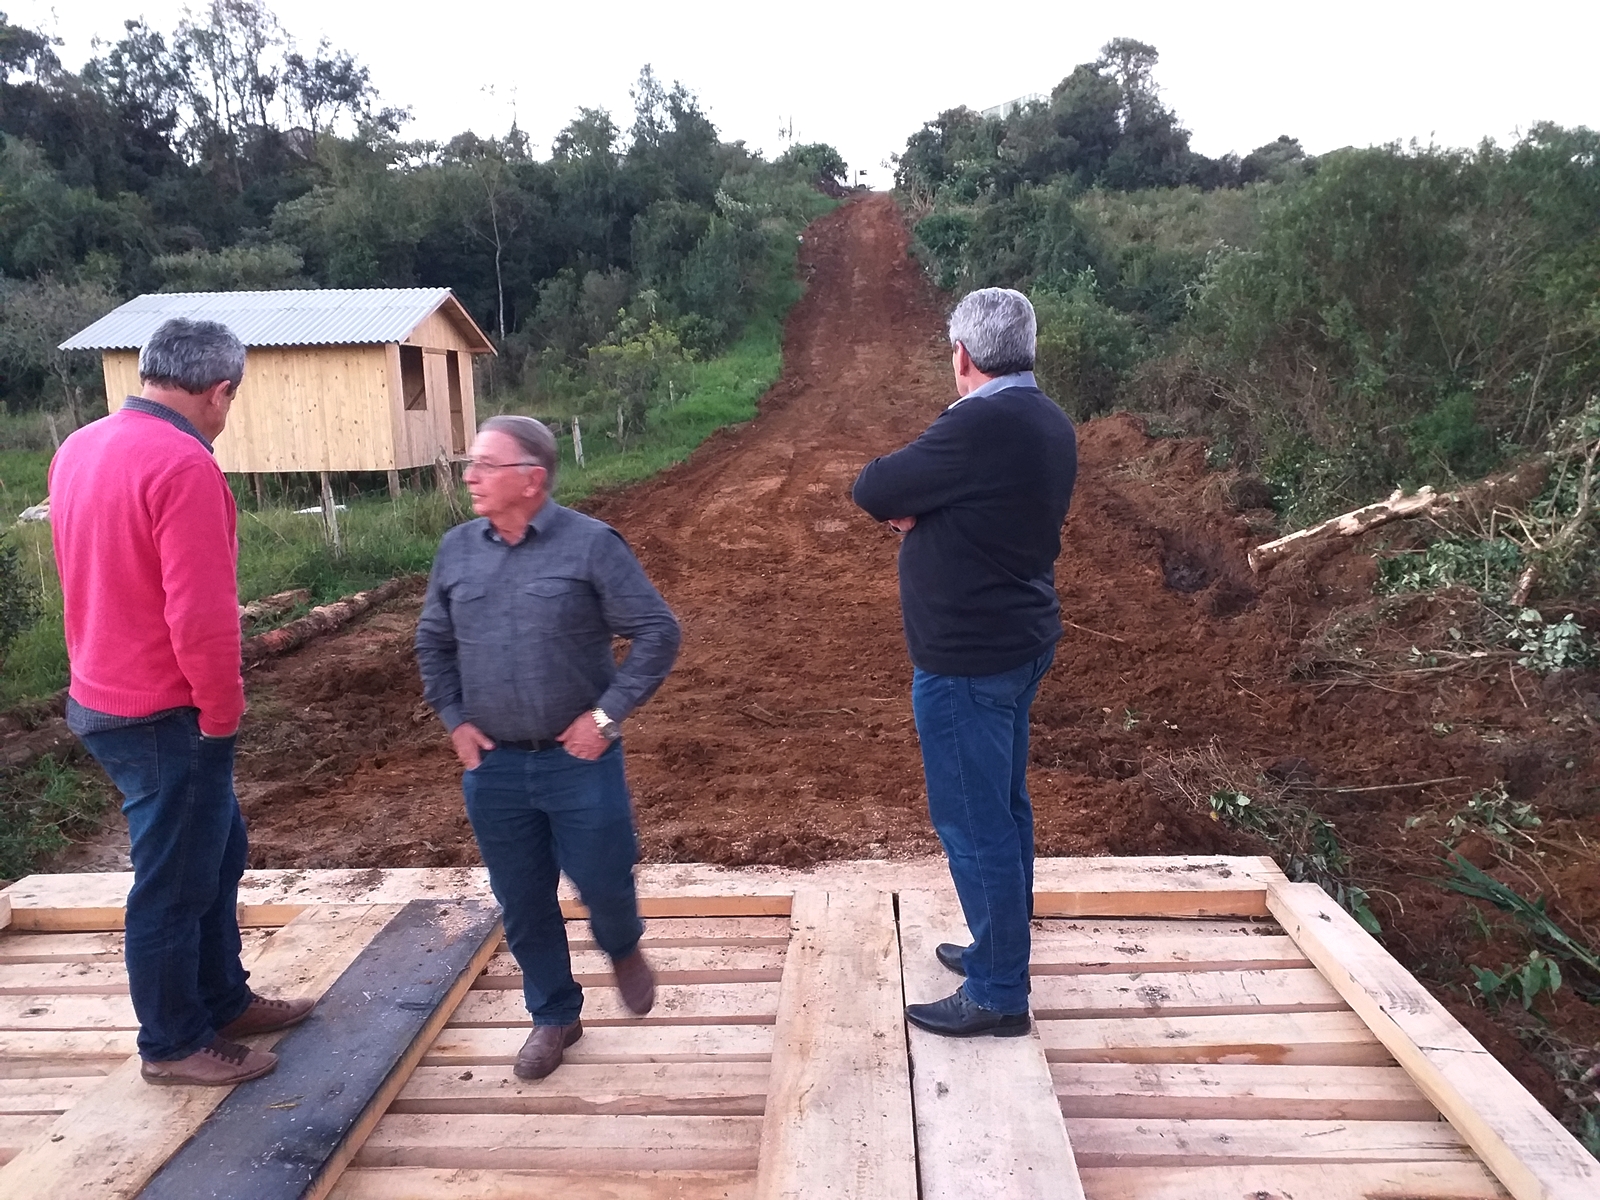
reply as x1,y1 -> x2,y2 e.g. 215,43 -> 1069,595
282,39 -> 373,138
0,274 -> 117,424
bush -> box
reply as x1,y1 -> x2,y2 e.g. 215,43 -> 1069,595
1032,273 -> 1145,419
0,529 -> 41,669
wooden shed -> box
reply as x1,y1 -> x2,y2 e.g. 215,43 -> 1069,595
59,289 -> 495,475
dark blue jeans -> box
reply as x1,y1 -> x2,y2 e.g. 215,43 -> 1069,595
79,710 -> 252,1061
911,647 -> 1055,1015
461,742 -> 644,1026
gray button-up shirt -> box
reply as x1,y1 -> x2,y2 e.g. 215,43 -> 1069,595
415,501 -> 681,742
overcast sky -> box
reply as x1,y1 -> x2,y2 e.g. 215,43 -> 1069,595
12,0 -> 1598,183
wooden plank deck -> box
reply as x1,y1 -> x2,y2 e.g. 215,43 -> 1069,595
0,857 -> 1585,1199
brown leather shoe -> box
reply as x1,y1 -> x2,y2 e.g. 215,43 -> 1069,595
514,1020 -> 582,1080
141,1036 -> 278,1086
218,993 -> 317,1038
613,949 -> 656,1015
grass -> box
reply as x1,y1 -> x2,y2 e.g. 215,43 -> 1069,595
0,755 -> 114,882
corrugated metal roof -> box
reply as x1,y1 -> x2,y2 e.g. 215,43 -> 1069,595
59,288 -> 479,351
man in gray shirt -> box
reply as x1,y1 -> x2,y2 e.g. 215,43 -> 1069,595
416,415 -> 680,1080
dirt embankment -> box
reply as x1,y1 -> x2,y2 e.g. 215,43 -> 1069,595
39,194 -> 1600,1127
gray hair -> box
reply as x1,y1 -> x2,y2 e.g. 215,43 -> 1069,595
948,288 -> 1036,376
139,318 -> 247,393
480,414 -> 559,487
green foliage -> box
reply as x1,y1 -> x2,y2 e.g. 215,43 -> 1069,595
1376,536 -> 1524,596
0,527 -> 41,666
0,755 -> 112,881
1032,272 -> 1144,419
0,9 -> 843,420
1473,950 -> 1564,1011
1188,130 -> 1600,517
1441,856 -> 1600,986
1446,782 -> 1542,845
152,241 -> 307,291
1510,609 -> 1594,672
1207,786 -> 1380,934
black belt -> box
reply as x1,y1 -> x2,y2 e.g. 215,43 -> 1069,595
495,738 -> 560,753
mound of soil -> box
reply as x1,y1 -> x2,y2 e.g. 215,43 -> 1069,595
37,194 -> 1600,1136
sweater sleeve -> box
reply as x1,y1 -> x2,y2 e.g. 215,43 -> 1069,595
851,407 -> 978,521
149,460 -> 244,736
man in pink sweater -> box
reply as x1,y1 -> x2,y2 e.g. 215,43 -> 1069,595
50,317 -> 313,1086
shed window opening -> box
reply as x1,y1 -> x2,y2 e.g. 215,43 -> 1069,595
401,345 -> 427,411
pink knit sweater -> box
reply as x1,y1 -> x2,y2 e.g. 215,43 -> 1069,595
49,407 -> 244,736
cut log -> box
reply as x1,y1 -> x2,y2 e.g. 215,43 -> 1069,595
241,576 -> 420,664
237,589 -> 311,626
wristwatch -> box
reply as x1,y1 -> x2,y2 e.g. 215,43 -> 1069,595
591,708 -> 621,742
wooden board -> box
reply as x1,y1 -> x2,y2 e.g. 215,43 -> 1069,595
1030,927 -> 1308,975
0,1076 -> 108,1114
138,899 -> 502,1200
1064,1117 -> 1474,1167
351,1113 -> 764,1171
753,889 -> 916,1200
453,983 -> 781,1027
0,857 -> 1287,931
1037,1009 -> 1393,1066
1029,966 -> 1345,1019
899,889 -> 1086,1200
1052,1062 -> 1437,1121
476,945 -> 787,987
391,1061 -> 771,1117
330,1166 -> 756,1199
1076,1161 -> 1512,1199
1269,882 -> 1600,1200
421,1024 -> 775,1066
0,904 -> 399,1200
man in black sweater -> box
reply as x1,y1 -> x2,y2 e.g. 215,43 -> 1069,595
853,287 -> 1077,1037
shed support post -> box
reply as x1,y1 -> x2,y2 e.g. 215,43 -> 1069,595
320,471 -> 342,556
252,474 -> 265,509
386,469 -> 402,501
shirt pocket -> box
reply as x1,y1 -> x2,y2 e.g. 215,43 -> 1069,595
521,576 -> 601,638
449,582 -> 491,634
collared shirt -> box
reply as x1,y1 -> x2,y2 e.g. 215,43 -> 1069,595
65,396 -> 214,737
946,370 -> 1038,410
415,501 -> 681,743
121,396 -> 215,451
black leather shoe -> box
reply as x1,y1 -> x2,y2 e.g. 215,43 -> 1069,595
905,989 -> 1030,1038
934,943 -> 1031,992
936,942 -> 968,974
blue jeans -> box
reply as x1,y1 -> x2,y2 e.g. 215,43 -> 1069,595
79,710 -> 252,1061
911,648 -> 1055,1015
461,742 -> 644,1026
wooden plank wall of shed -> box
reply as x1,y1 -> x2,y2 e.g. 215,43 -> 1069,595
104,345 -> 398,473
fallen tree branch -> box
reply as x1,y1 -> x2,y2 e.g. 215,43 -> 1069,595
241,576 -> 420,664
1248,456 -> 1554,572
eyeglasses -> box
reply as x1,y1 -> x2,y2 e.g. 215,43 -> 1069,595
464,459 -> 539,473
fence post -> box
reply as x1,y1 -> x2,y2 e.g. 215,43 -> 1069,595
573,417 -> 585,469
319,471 -> 342,556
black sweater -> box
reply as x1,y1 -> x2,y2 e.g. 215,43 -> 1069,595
852,385 -> 1077,676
